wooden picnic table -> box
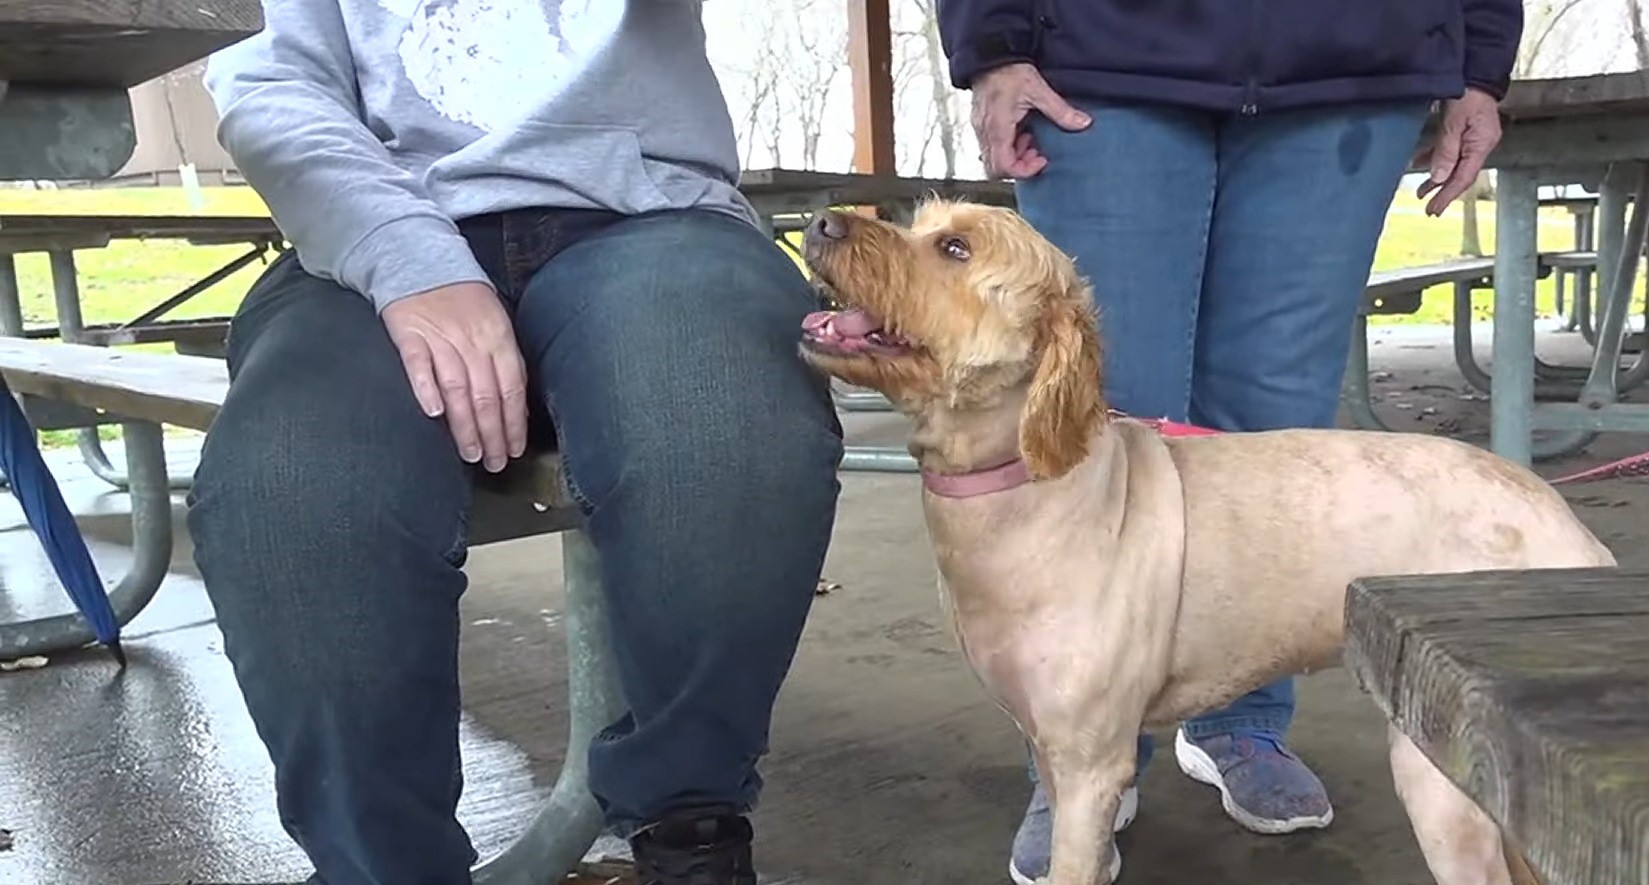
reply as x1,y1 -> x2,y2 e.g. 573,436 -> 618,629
1345,568 -> 1649,885
0,214 -> 286,488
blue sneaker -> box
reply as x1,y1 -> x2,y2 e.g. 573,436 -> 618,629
1008,778 -> 1136,885
1173,728 -> 1333,834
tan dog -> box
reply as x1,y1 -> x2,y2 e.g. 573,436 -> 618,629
796,201 -> 1610,885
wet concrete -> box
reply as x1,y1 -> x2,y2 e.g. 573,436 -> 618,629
1,322 -> 1646,885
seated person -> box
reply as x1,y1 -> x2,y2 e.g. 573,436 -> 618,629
194,3 -> 843,884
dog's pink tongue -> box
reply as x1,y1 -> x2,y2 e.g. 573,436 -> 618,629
830,308 -> 881,337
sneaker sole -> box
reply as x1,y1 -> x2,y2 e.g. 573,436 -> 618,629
1006,786 -> 1136,885
1173,729 -> 1334,835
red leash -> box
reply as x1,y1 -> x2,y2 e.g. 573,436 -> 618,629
1113,410 -> 1646,486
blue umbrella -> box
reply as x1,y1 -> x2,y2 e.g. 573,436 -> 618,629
0,379 -> 124,665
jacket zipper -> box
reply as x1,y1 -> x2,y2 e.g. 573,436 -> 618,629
1239,0 -> 1262,114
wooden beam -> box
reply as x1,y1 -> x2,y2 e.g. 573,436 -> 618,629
846,0 -> 895,175
0,0 -> 264,89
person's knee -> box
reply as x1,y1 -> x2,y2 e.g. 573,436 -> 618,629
188,352 -> 471,670
541,210 -> 843,515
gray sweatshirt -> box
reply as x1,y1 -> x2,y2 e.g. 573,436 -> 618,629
205,0 -> 758,312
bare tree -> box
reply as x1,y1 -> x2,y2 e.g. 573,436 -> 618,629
891,4 -> 932,172
1455,0 -> 1588,255
1628,0 -> 1649,70
718,9 -> 785,168
768,0 -> 846,168
1515,0 -> 1590,78
912,0 -> 961,177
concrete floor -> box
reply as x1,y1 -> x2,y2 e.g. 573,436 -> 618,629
1,322 -> 1646,885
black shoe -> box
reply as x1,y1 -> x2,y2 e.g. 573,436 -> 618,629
629,805 -> 757,885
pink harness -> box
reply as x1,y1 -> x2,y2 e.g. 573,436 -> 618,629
918,410 -> 1643,498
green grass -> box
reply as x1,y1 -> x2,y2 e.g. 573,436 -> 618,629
1,183 -> 1642,448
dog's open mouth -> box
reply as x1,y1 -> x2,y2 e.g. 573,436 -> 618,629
801,308 -> 915,357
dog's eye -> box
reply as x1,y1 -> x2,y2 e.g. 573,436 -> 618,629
939,236 -> 971,261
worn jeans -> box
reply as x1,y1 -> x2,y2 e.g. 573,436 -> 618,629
1015,98 -> 1429,769
187,207 -> 843,885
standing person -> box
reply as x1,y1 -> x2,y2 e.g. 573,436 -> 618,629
195,2 -> 843,884
936,2 -> 1517,881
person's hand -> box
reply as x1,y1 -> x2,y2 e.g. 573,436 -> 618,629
969,63 -> 1091,179
1414,87 -> 1503,217
382,282 -> 528,472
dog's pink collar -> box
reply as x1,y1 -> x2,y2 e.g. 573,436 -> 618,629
919,412 -> 1221,499
921,459 -> 1033,498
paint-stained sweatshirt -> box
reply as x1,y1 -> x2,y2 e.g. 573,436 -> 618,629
205,1 -> 756,312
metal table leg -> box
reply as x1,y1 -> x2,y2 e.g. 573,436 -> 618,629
1490,168 -> 1540,466
1535,166 -> 1649,460
1572,207 -> 1597,337
0,255 -> 21,491
47,250 -> 190,492
834,388 -> 895,412
0,254 -> 24,337
1341,313 -> 1392,432
840,446 -> 919,472
0,421 -> 173,658
472,528 -> 626,885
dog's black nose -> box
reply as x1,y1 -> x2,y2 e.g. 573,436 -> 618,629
810,211 -> 850,241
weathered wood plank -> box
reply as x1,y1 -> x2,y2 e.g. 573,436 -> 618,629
0,214 -> 282,249
0,336 -> 225,431
0,337 -> 578,534
846,0 -> 895,175
1500,72 -> 1649,121
738,168 -> 1014,215
0,0 -> 263,89
1365,258 -> 1496,299
1345,568 -> 1649,885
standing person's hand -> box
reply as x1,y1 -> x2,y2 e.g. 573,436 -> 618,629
1414,87 -> 1503,216
969,63 -> 1092,179
382,282 -> 528,473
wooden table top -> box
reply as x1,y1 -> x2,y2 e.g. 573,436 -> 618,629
0,0 -> 262,89
739,168 -> 1014,207
1500,71 -> 1649,122
1345,567 -> 1649,885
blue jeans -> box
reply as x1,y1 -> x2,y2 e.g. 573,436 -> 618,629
1016,99 -> 1428,768
188,208 -> 843,884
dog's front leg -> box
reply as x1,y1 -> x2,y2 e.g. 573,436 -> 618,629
1036,740 -> 1135,885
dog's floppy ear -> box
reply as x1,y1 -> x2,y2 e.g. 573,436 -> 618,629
1018,291 -> 1104,480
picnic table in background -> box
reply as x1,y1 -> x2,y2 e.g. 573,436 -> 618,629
1441,71 -> 1649,466
0,214 -> 284,489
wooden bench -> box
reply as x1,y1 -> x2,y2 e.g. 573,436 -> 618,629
0,214 -> 290,488
1345,568 -> 1649,885
1342,252 -> 1609,434
0,337 -> 624,885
